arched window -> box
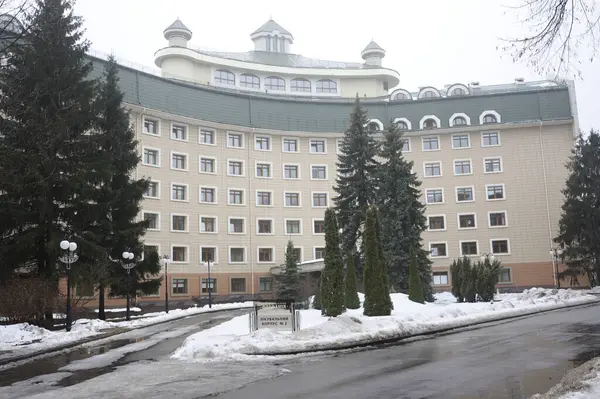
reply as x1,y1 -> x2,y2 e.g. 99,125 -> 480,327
423,118 -> 438,129
291,78 -> 311,93
453,116 -> 467,126
395,121 -> 409,130
265,76 -> 286,91
483,114 -> 498,124
240,74 -> 260,89
214,69 -> 235,85
367,122 -> 380,132
423,91 -> 438,99
393,92 -> 408,101
316,79 -> 337,93
450,87 -> 467,96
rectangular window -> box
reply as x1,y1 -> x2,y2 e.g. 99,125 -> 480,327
227,132 -> 243,148
311,165 -> 327,180
314,247 -> 326,259
426,189 -> 444,204
401,139 -> 410,152
287,247 -> 302,263
201,247 -> 216,263
200,216 -> 216,233
452,134 -> 470,149
284,164 -> 299,179
171,184 -> 188,201
171,153 -> 187,170
200,128 -> 215,145
428,215 -> 445,230
231,278 -> 246,293
310,139 -> 326,153
144,212 -> 159,230
143,245 -> 159,260
201,278 -> 217,294
200,157 -> 215,174
285,192 -> 300,207
489,211 -> 507,227
172,278 -> 188,294
424,162 -> 442,177
461,241 -> 478,256
257,219 -> 273,234
228,160 -> 244,176
255,136 -> 270,150
283,138 -> 298,152
229,218 -> 245,234
499,268 -> 512,283
482,132 -> 500,147
171,124 -> 187,141
145,181 -> 159,198
259,277 -> 273,292
200,187 -> 216,203
313,219 -> 325,234
456,187 -> 474,202
312,193 -> 328,207
229,247 -> 245,263
432,272 -> 449,285
458,213 -> 477,229
171,214 -> 187,232
285,219 -> 301,235
430,243 -> 447,257
258,248 -> 273,262
143,118 -> 158,135
256,191 -> 272,206
491,239 -> 510,254
422,136 -> 439,151
486,184 -> 505,200
229,189 -> 244,205
454,160 -> 472,175
172,246 -> 187,262
484,157 -> 503,173
143,148 -> 159,166
255,163 -> 271,178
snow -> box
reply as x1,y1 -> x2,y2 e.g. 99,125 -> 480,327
532,357 -> 600,399
172,288 -> 599,362
0,302 -> 253,357
93,307 -> 142,313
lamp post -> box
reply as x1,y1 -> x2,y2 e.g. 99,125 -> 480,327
162,254 -> 170,313
120,251 -> 136,321
202,257 -> 212,308
480,253 -> 495,263
550,247 -> 563,289
58,240 -> 78,332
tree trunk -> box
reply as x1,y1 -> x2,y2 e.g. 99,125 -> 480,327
98,282 -> 106,320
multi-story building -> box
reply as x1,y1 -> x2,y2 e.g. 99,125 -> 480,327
85,18 -> 579,304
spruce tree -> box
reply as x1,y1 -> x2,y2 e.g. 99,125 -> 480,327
320,208 -> 345,317
312,277 -> 322,310
556,130 -> 600,285
0,0 -> 98,292
408,248 -> 425,304
277,240 -> 301,302
363,205 -> 392,316
376,122 -> 433,300
344,254 -> 360,309
334,96 -> 379,258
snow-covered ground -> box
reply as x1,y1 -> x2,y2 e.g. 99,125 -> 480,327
532,357 -> 600,399
172,288 -> 599,362
0,302 -> 253,357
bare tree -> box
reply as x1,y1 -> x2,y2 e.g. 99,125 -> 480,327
502,0 -> 600,78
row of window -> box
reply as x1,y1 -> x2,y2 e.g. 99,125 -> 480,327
432,267 -> 512,286
143,213 -> 327,235
425,184 -> 505,204
391,84 -> 473,102
429,239 -> 511,259
422,156 -> 503,178
427,211 -> 507,231
213,69 -> 338,94
171,276 -> 273,295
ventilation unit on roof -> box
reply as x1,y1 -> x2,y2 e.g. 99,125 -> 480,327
469,81 -> 480,87
515,77 -> 525,83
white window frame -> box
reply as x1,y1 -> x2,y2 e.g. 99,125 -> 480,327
488,210 -> 509,228
479,110 -> 502,125
226,131 -> 245,149
228,246 -> 247,264
429,241 -> 449,259
170,212 -> 189,233
286,246 -> 304,263
170,151 -> 189,172
427,214 -> 447,231
449,112 -> 471,127
459,240 -> 480,257
425,188 -> 445,205
498,267 -> 513,284
141,243 -> 161,262
142,117 -> 160,137
451,133 -> 471,149
227,216 -> 246,235
198,127 -> 216,146
170,182 -> 189,203
393,117 -> 412,131
199,186 -> 218,205
281,137 -> 300,153
457,212 -> 478,230
227,188 -> 246,206
490,238 -> 511,256
144,179 -> 161,200
401,137 -> 412,153
455,185 -> 475,203
257,246 -> 276,264
170,122 -> 189,142
310,164 -> 328,181
199,215 -> 218,234
255,189 -> 274,207
142,211 -> 160,231
170,244 -> 189,264
453,158 -> 473,176
432,271 -> 450,286
254,135 -> 272,152
142,146 -> 161,168
313,246 -> 326,260
485,183 -> 506,201
284,191 -> 302,208
254,161 -> 273,179
312,218 -> 325,235
419,115 -> 441,130
481,131 -> 501,147
483,156 -> 504,174
282,163 -> 301,180
227,158 -> 246,177
336,138 -> 343,154
284,218 -> 303,235
309,138 -> 327,154
256,218 -> 275,235
311,191 -> 329,208
423,161 -> 443,178
199,245 -> 219,264
422,135 -> 441,151
198,155 -> 217,175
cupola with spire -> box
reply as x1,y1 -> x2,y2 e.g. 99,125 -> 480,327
250,19 -> 293,53
361,40 -> 385,67
163,18 -> 192,47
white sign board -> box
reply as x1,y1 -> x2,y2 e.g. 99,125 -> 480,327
257,311 -> 293,331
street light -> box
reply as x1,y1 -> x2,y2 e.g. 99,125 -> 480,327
201,257 -> 213,309
162,254 -> 170,313
550,247 -> 564,289
58,240 -> 78,332
480,253 -> 495,263
120,251 -> 136,321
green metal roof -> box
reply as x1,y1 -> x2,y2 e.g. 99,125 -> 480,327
251,19 -> 292,38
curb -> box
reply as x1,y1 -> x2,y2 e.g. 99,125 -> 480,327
0,306 -> 251,367
249,299 -> 600,357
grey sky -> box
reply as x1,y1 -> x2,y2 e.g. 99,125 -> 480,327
74,0 -> 596,132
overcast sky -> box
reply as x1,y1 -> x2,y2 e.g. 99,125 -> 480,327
73,0 -> 596,132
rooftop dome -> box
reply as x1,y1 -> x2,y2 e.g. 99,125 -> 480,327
361,40 -> 385,59
163,18 -> 192,41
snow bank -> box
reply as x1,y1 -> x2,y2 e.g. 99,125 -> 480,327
172,288 -> 599,362
94,307 -> 142,313
531,357 -> 600,399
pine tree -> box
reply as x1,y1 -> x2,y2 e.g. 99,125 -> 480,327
408,248 -> 425,304
334,96 -> 380,258
0,0 -> 98,293
344,254 -> 360,309
320,208 -> 345,317
277,240 -> 301,302
556,131 -> 600,286
363,205 -> 392,316
312,277 -> 322,310
376,122 -> 433,300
